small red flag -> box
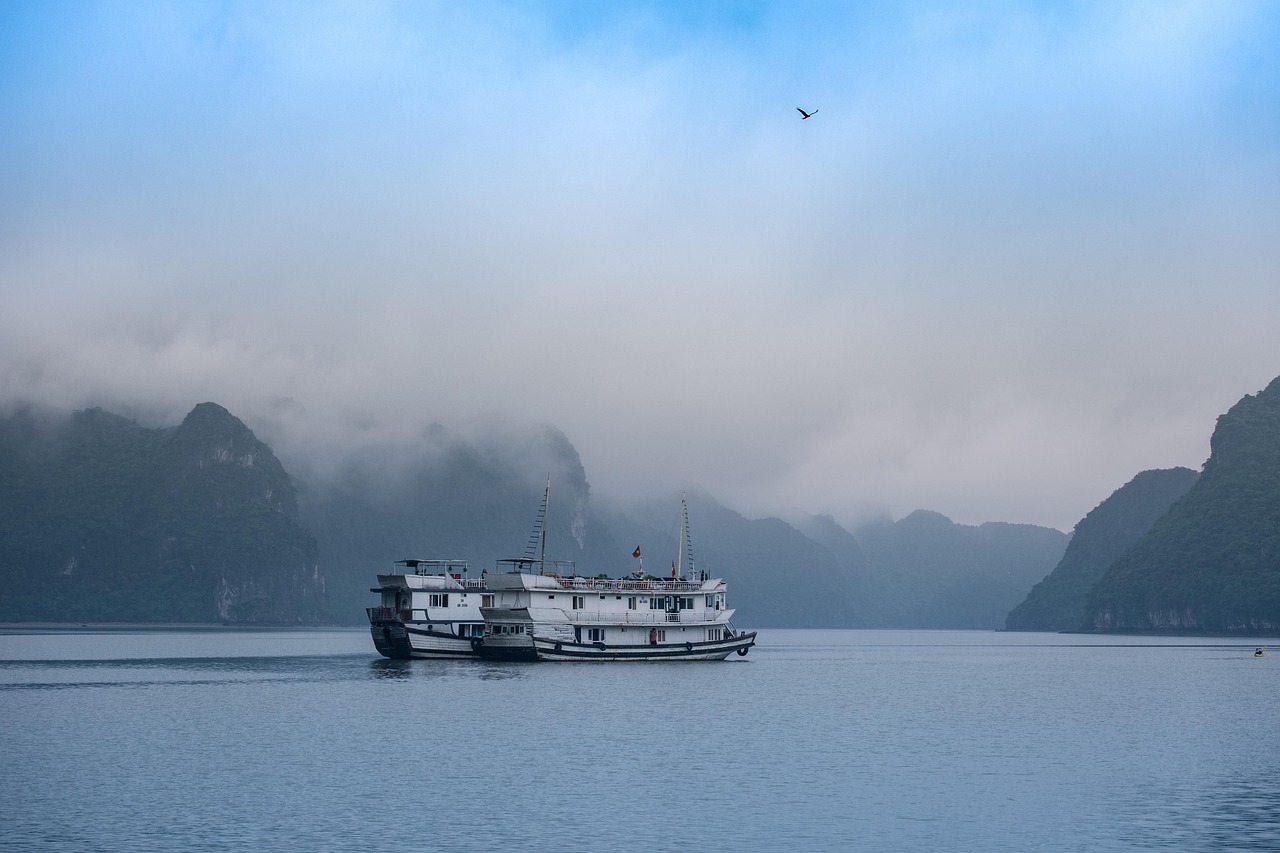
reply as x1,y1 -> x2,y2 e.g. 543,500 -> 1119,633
632,546 -> 642,559
671,561 -> 676,577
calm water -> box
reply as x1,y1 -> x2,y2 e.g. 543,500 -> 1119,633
1,628 -> 1276,852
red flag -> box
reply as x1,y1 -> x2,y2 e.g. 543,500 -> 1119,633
671,561 -> 676,578
632,546 -> 642,559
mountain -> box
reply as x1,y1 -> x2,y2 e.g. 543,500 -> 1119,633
852,510 -> 1069,628
598,491 -> 864,628
1083,377 -> 1280,633
598,497 -> 1066,630
297,425 -> 629,623
0,403 -> 324,623
1005,468 -> 1199,632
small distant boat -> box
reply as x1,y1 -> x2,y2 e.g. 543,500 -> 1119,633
1253,646 -> 1266,658
474,485 -> 756,662
367,559 -> 488,659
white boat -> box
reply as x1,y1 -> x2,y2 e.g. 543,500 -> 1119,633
367,559 -> 489,659
475,491 -> 756,662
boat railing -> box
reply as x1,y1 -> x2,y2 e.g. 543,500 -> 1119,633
366,607 -> 401,622
558,610 -> 719,625
551,577 -> 705,593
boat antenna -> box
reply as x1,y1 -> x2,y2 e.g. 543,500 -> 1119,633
523,476 -> 551,573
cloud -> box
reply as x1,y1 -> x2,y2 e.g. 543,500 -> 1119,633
3,1 -> 1279,530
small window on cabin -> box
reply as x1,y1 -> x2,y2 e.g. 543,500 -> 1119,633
547,594 -> 555,600
482,595 -> 494,607
706,595 -> 714,607
628,597 -> 637,610
572,596 -> 585,610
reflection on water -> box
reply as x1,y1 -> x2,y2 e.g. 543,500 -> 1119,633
1204,778 -> 1280,850
368,659 -> 413,679
368,657 -> 531,681
1119,775 -> 1280,851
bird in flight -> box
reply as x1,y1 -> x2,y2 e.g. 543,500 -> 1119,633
797,107 -> 818,120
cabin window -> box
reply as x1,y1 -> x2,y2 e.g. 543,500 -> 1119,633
547,594 -> 555,600
482,595 -> 494,608
656,629 -> 666,642
588,628 -> 604,642
708,628 -> 721,641
650,596 -> 668,610
572,596 -> 585,610
678,597 -> 694,610
628,597 -> 637,610
705,595 -> 714,607
428,593 -> 449,607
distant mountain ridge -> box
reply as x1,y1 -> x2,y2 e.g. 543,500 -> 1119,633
850,511 -> 1068,628
9,377 -> 1280,632
0,401 -> 1069,627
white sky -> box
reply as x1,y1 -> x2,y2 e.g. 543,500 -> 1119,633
3,1 -> 1278,530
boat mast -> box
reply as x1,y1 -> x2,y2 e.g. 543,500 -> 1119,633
676,493 -> 695,582
523,477 -> 551,574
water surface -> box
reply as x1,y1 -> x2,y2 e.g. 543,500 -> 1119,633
2,628 -> 1276,851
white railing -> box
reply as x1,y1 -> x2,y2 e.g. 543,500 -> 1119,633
548,576 -> 707,593
554,610 -> 730,626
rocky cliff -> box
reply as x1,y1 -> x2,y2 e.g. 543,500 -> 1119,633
1005,468 -> 1199,632
0,403 -> 324,623
1082,377 -> 1280,633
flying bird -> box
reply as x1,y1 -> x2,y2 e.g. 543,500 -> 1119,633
797,107 -> 818,119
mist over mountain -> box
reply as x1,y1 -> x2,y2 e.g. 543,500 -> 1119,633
849,511 -> 1069,629
0,403 -> 324,622
1084,377 -> 1280,633
0,399 -> 1074,628
1005,468 -> 1199,632
599,491 -> 865,628
298,423 -> 628,622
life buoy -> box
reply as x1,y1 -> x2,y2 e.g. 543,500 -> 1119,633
685,642 -> 693,652
470,637 -> 482,651
736,646 -> 749,656
554,642 -> 562,652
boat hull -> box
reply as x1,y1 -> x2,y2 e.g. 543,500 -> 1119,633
370,621 -> 481,660
530,631 -> 757,662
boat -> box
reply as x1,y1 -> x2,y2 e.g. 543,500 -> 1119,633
474,488 -> 756,662
367,558 -> 489,659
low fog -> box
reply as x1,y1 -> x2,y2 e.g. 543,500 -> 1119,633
3,2 -> 1279,531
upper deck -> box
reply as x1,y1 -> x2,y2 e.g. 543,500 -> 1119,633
373,558 -> 487,592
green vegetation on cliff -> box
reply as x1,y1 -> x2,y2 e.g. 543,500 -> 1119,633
1005,468 -> 1198,632
0,403 -> 323,623
1083,377 -> 1280,633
